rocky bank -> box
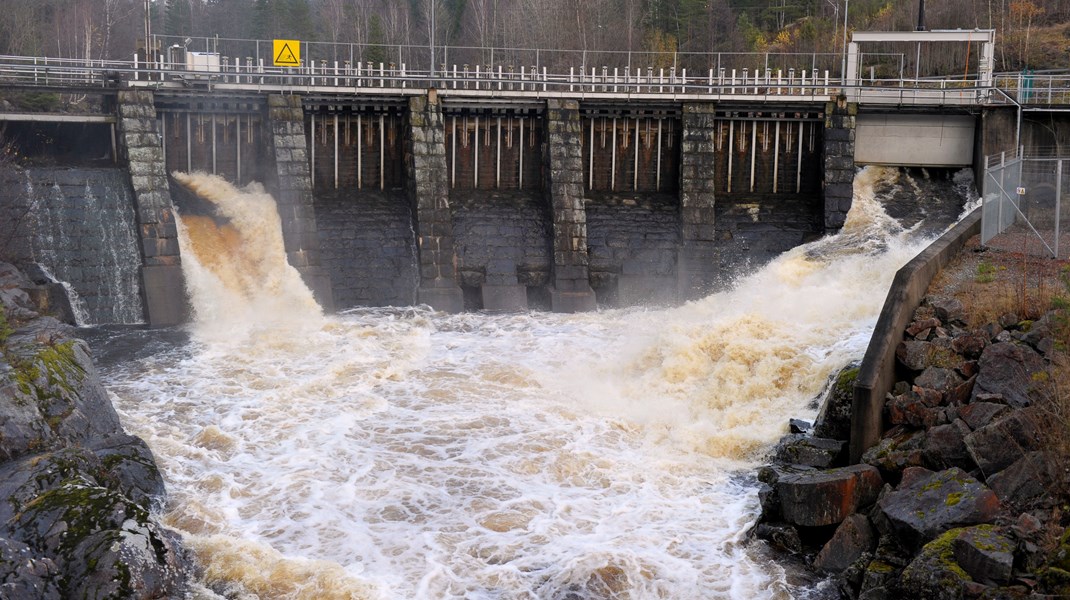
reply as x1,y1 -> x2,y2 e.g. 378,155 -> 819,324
756,281 -> 1070,599
0,262 -> 187,598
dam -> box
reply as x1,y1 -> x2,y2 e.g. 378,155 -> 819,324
5,28 -> 1064,327
2,29 -> 1069,599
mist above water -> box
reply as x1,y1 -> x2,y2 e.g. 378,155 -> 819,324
99,167 -> 969,599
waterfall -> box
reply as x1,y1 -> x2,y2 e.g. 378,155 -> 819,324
24,167 -> 144,325
171,172 -> 323,344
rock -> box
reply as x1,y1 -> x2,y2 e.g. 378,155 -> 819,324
774,434 -> 846,468
778,464 -> 884,528
898,340 -> 935,371
899,528 -> 974,600
964,410 -> 1041,476
887,393 -> 941,428
952,334 -> 988,360
1020,312 -> 1057,356
931,297 -> 966,324
0,537 -> 60,600
789,419 -> 811,434
957,403 -> 1012,431
923,420 -> 975,472
877,467 -> 1000,550
980,322 -> 1003,342
91,433 -> 166,508
915,367 -> 965,396
952,525 -> 1015,585
907,318 -> 943,338
971,343 -> 1046,408
0,262 -> 39,321
863,428 -> 927,480
998,313 -> 1020,329
755,522 -> 802,554
987,451 -> 1057,509
813,364 -> 858,441
7,476 -> 186,599
814,514 -> 878,573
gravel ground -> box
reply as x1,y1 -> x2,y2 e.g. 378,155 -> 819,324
929,228 -> 1070,328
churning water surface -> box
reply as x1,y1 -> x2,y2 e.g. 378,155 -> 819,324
94,167 -> 970,599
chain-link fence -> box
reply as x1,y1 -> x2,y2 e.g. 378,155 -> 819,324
982,149 -> 1070,258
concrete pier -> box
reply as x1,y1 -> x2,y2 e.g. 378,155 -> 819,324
544,99 -> 598,313
115,90 -> 186,327
407,92 -> 464,313
266,95 -> 335,311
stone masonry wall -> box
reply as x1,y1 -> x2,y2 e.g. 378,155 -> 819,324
544,99 -> 596,312
405,92 -> 463,313
313,189 -> 418,308
115,90 -> 185,326
824,98 -> 857,231
678,103 -> 720,300
266,94 -> 334,311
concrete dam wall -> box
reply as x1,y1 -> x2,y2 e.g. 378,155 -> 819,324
3,88 -> 1015,326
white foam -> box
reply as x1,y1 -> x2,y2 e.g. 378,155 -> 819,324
102,167 -> 961,599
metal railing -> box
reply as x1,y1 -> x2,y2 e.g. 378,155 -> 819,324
994,73 -> 1070,106
0,48 -> 1065,110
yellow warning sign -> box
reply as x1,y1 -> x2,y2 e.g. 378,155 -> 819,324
273,39 -> 301,67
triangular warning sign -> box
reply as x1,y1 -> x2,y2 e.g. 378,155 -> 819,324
273,39 -> 301,67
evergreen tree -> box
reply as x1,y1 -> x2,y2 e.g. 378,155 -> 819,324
165,0 -> 193,37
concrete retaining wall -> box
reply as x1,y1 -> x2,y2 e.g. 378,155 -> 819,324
849,209 -> 983,463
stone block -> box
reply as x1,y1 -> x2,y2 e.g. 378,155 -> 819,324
551,287 -> 596,313
877,467 -> 999,550
777,464 -> 883,527
418,283 -> 464,313
481,284 -> 528,312
140,264 -> 187,327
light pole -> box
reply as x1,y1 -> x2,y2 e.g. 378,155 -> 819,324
429,0 -> 436,78
841,0 -> 850,82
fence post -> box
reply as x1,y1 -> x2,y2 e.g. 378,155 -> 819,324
1057,159 -> 1064,258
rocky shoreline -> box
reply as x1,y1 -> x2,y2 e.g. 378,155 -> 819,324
756,261 -> 1070,598
0,262 -> 188,598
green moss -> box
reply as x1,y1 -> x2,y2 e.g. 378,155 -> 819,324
946,492 -> 963,506
923,528 -> 972,581
836,367 -> 859,396
867,560 -> 895,574
0,309 -> 13,346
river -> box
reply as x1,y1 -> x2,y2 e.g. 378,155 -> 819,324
88,166 -> 972,599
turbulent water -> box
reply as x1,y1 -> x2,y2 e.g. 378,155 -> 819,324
94,167 -> 970,599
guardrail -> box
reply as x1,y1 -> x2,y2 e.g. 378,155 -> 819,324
0,53 -> 1063,109
994,74 -> 1070,106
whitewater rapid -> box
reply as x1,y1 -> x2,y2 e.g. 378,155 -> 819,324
97,168 -> 968,599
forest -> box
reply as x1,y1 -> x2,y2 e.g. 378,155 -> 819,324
0,0 -> 1066,76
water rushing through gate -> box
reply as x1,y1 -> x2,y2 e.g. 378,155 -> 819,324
98,168 -> 968,599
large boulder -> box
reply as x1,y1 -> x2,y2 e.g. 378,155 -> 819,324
987,451 -> 1058,509
813,364 -> 858,441
774,434 -> 846,468
963,410 -> 1041,476
898,528 -> 974,600
7,475 -> 185,599
970,342 -> 1046,408
952,525 -> 1014,586
923,420 -> 975,472
877,467 -> 1000,550
777,464 -> 884,527
814,513 -> 878,573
